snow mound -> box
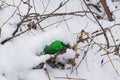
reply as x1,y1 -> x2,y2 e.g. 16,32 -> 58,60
0,27 -> 76,80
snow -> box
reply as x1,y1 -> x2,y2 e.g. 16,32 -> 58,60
56,49 -> 76,64
0,27 -> 76,80
0,0 -> 120,80
20,70 -> 49,80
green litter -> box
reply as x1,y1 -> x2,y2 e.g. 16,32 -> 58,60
44,40 -> 66,55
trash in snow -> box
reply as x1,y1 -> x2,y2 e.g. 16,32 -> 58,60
44,40 -> 66,55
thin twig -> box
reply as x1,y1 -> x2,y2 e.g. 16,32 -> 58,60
29,11 -> 100,18
43,17 -> 72,29
42,0 -> 50,14
62,16 -> 70,31
55,77 -> 86,80
1,28 -> 30,44
44,68 -> 51,80
0,1 -> 22,28
0,0 -> 17,7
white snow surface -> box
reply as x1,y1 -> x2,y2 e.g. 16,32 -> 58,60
0,0 -> 120,80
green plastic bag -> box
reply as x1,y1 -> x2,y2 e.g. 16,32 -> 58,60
44,40 -> 66,55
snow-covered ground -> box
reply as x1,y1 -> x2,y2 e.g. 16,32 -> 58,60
0,0 -> 120,80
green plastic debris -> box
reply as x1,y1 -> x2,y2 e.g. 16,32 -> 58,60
44,40 -> 66,55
